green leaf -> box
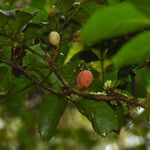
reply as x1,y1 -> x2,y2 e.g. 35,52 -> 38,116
60,60 -> 80,86
22,7 -> 48,23
0,64 -> 11,90
30,0 -> 47,12
49,73 -> 63,90
7,9 -> 38,36
0,9 -> 14,27
24,24 -> 44,40
23,44 -> 45,66
0,3 -> 12,10
112,31 -> 150,68
57,0 -> 74,15
0,65 -> 30,115
107,0 -> 120,5
64,43 -> 84,65
72,1 -> 103,25
133,109 -> 150,136
18,124 -> 36,150
81,2 -> 150,44
0,64 -> 28,91
136,68 -> 150,97
38,94 -> 67,141
130,0 -> 150,17
76,99 -> 124,136
0,36 -> 11,47
2,87 -> 28,116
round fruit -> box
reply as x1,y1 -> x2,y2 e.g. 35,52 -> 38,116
77,70 -> 93,90
49,31 -> 60,48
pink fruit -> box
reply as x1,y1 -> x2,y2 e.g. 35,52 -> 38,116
77,70 -> 93,90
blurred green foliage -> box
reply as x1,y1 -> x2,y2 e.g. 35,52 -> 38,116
0,0 -> 150,150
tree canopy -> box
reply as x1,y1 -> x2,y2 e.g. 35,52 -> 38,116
0,0 -> 150,149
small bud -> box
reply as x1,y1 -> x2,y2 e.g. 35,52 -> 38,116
77,70 -> 93,90
72,30 -> 80,43
49,31 -> 60,48
104,80 -> 113,89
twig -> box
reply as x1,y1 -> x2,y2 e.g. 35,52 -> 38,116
5,46 -> 146,108
25,47 -> 47,61
130,71 -> 137,99
2,84 -> 33,103
59,4 -> 81,30
26,47 -> 148,108
106,89 -> 145,107
1,53 -> 61,96
100,51 -> 104,83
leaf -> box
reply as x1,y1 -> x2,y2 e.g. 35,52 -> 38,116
64,43 -> 84,65
108,0 -> 120,5
0,36 -> 11,47
0,9 -> 14,27
2,87 -> 28,116
0,64 -> 28,91
57,0 -> 74,15
22,7 -> 48,23
129,0 -> 150,17
30,0 -> 47,12
133,109 -> 150,136
0,65 -> 30,115
136,68 -> 150,97
18,124 -> 36,150
81,2 -> 150,44
72,1 -> 103,25
38,94 -> 67,141
23,44 -> 45,66
76,99 -> 124,136
49,73 -> 63,90
112,31 -> 150,68
7,9 -> 38,36
0,3 -> 12,10
15,9 -> 38,28
61,60 -> 80,86
89,60 -> 111,73
24,24 -> 44,40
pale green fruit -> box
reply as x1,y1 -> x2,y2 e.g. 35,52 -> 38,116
49,31 -> 60,47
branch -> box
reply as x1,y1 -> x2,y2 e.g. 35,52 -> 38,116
25,47 -> 47,61
14,62 -> 62,96
2,84 -> 33,103
49,63 -> 69,87
49,63 -> 147,108
25,47 -> 148,108
59,4 -> 81,30
0,53 -> 62,97
106,89 -> 145,107
130,71 -> 137,99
